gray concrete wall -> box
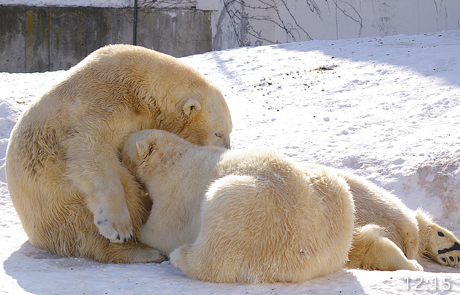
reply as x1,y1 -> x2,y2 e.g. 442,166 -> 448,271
0,6 -> 212,72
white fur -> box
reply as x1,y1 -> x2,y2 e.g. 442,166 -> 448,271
125,130 -> 460,275
312,164 -> 460,271
123,129 -> 355,283
5,44 -> 232,263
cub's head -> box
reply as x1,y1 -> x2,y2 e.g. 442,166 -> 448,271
122,129 -> 190,178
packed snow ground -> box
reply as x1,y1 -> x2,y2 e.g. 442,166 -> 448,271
1,30 -> 460,294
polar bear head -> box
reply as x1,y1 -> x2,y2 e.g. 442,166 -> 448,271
137,49 -> 233,149
74,44 -> 232,149
150,59 -> 233,149
93,45 -> 233,149
175,84 -> 232,149
122,129 -> 195,179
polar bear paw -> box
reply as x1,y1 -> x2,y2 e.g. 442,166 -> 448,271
433,242 -> 460,266
406,259 -> 424,271
135,248 -> 169,263
429,227 -> 460,267
94,204 -> 134,243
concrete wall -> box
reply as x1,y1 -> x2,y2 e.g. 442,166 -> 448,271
2,0 -> 460,72
0,0 -> 129,7
210,0 -> 460,50
0,6 -> 211,72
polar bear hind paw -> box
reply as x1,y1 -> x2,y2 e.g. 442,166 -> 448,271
145,250 -> 169,263
106,242 -> 168,263
407,259 -> 424,271
435,240 -> 460,266
430,227 -> 460,267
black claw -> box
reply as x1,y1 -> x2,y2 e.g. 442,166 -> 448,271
438,231 -> 445,237
449,256 -> 454,262
123,237 -> 128,243
116,234 -> 120,240
442,258 -> 447,263
97,219 -> 109,225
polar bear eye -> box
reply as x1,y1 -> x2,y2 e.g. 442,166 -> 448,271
215,132 -> 223,138
145,146 -> 154,158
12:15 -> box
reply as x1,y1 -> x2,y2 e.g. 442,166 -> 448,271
405,277 -> 451,291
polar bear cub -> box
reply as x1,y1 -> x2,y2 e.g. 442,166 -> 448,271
122,129 -> 355,283
124,130 -> 460,277
324,165 -> 460,270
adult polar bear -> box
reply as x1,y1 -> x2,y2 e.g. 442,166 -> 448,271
123,129 -> 356,283
123,130 -> 460,283
5,44 -> 232,263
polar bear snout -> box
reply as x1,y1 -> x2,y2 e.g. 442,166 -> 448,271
221,134 -> 231,149
207,132 -> 230,149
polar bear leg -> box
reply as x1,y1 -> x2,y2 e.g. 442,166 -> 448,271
170,175 -> 259,283
92,171 -> 167,263
100,241 -> 167,263
170,244 -> 195,278
416,209 -> 460,266
25,153 -> 164,263
73,197 -> 166,263
88,177 -> 133,243
16,190 -> 166,263
65,138 -> 135,243
347,224 -> 423,271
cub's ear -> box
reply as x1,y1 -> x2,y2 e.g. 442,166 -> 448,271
182,99 -> 202,116
136,140 -> 154,160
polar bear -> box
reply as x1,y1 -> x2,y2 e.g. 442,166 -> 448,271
318,165 -> 460,271
124,130 -> 460,279
5,44 -> 232,263
122,129 -> 355,283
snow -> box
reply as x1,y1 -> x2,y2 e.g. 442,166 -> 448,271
2,30 -> 460,294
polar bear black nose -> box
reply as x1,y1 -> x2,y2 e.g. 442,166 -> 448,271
224,136 -> 231,149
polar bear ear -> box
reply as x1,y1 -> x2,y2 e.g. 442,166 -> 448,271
136,140 -> 154,159
182,99 -> 202,116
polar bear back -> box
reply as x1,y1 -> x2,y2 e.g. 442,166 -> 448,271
123,130 -> 355,283
173,154 -> 355,283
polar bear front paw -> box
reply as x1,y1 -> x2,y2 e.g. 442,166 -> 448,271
94,205 -> 133,243
429,227 -> 460,267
